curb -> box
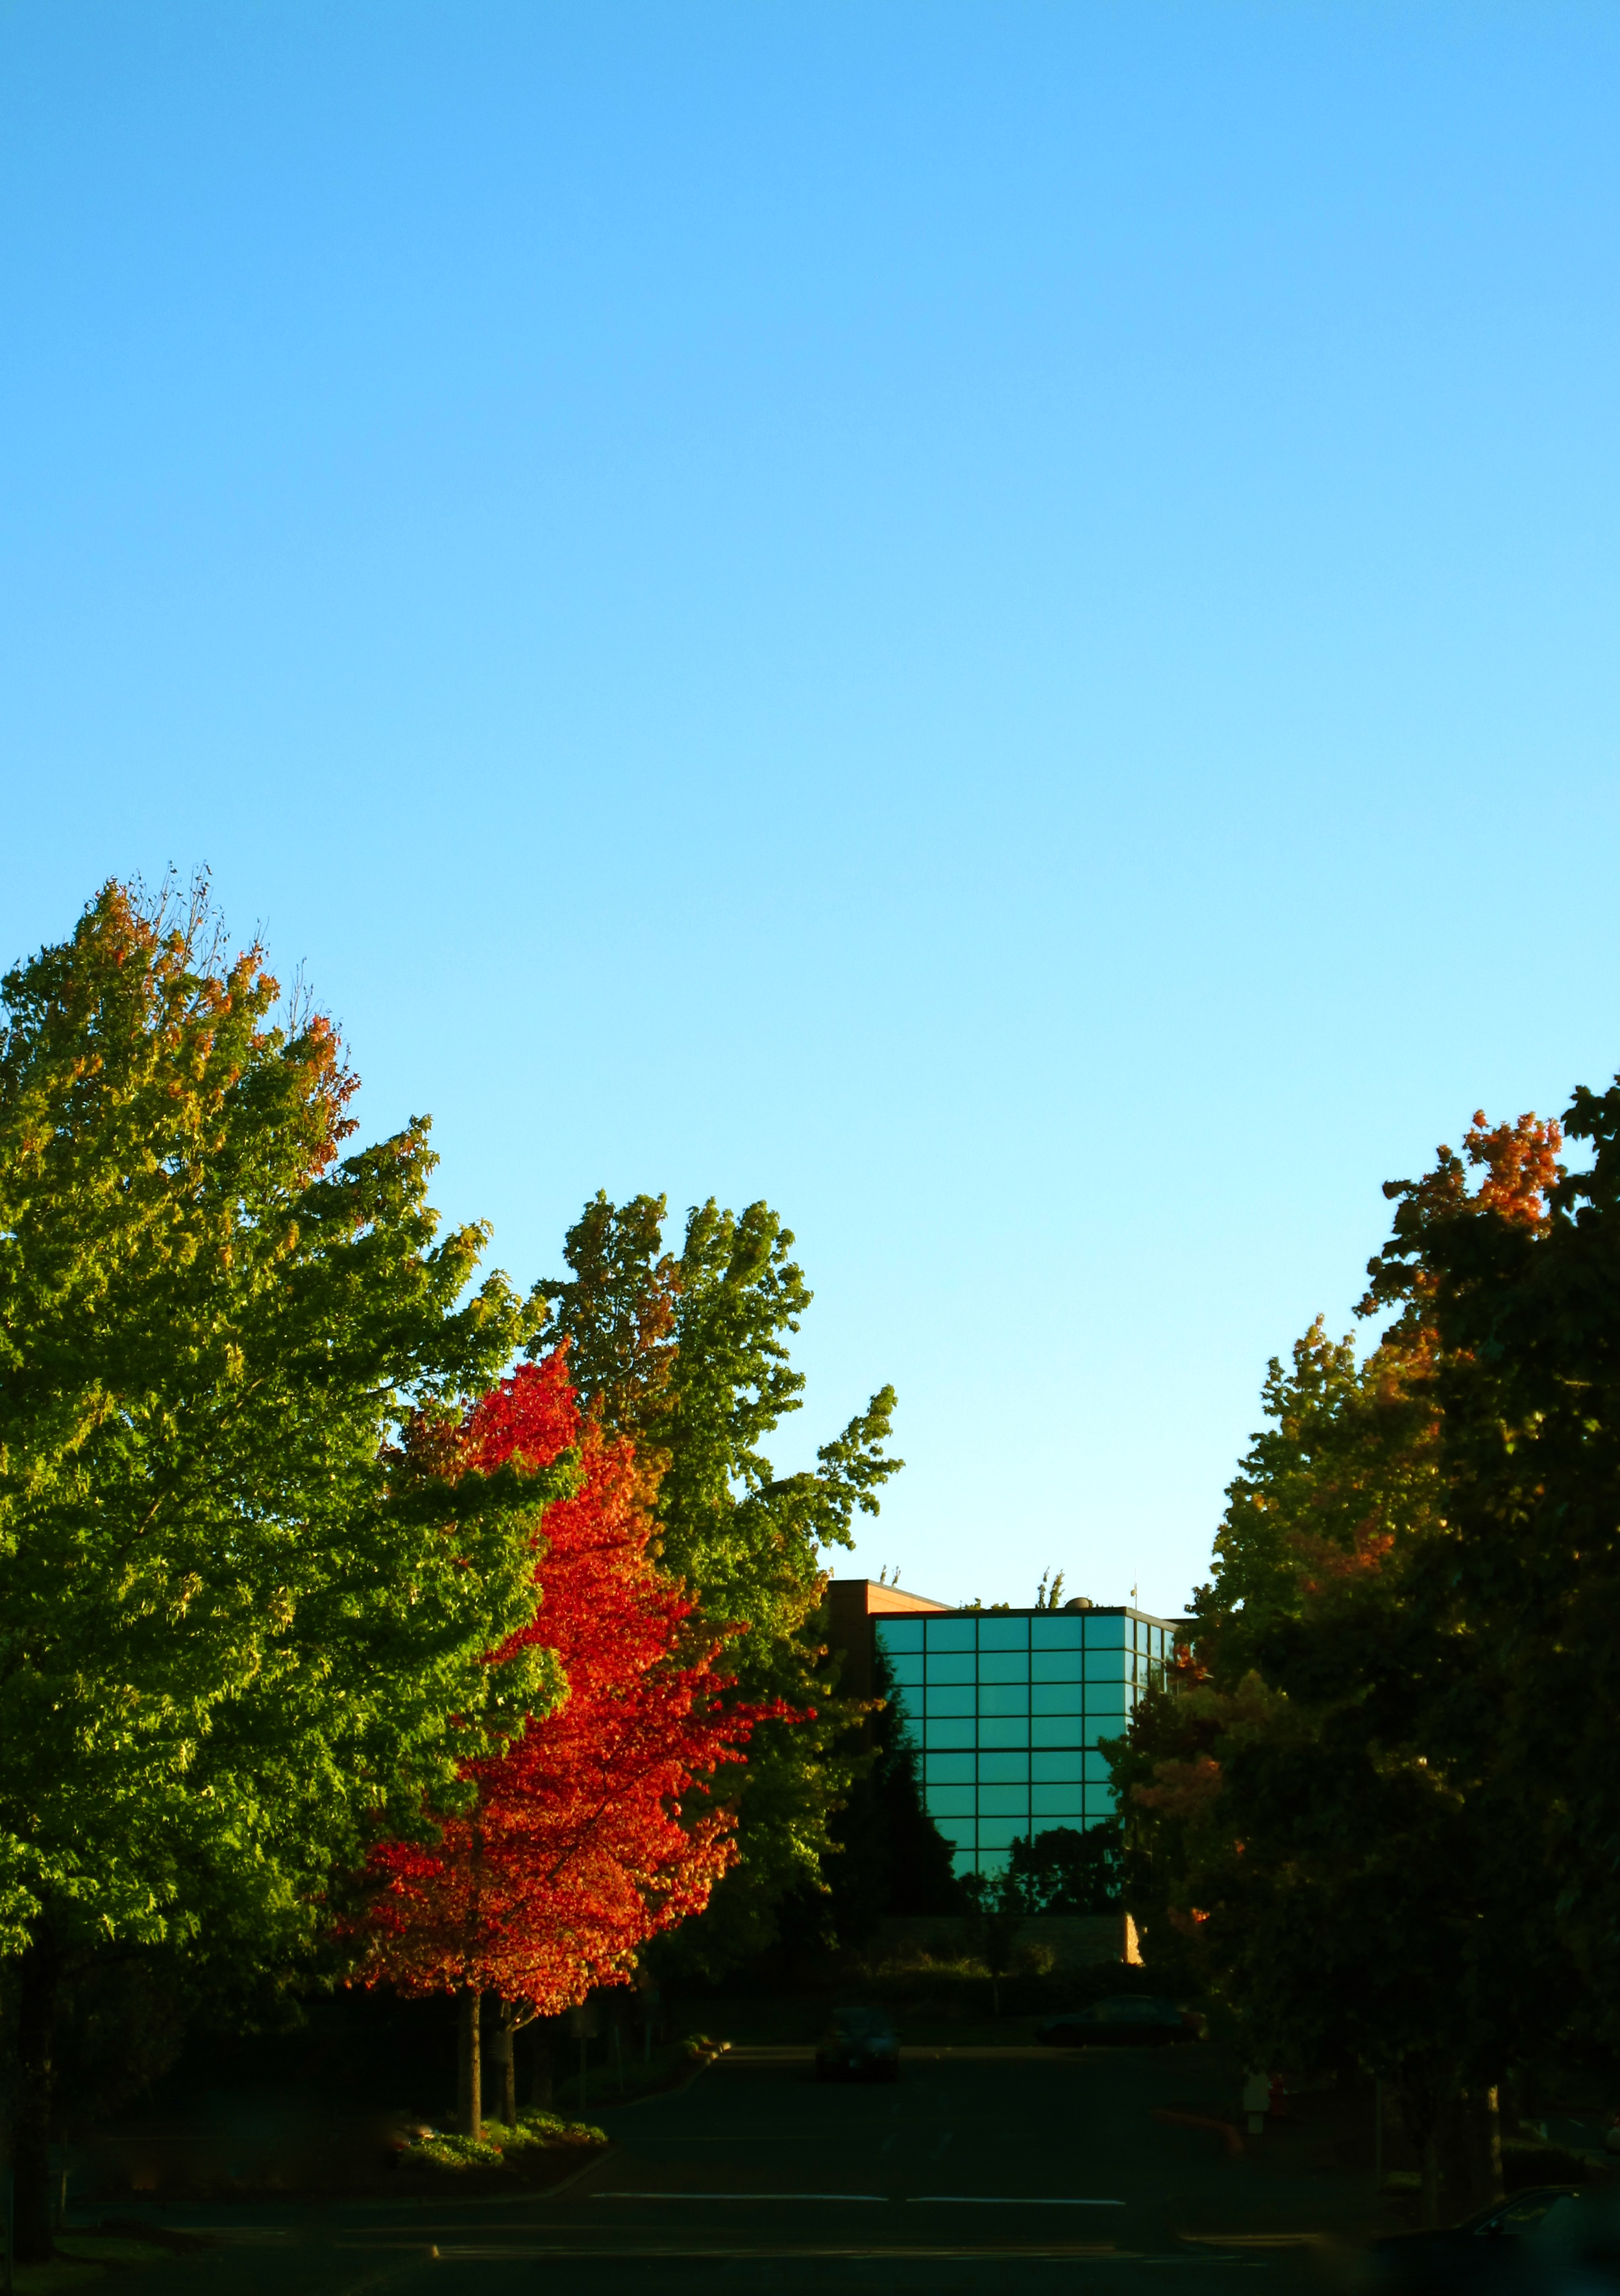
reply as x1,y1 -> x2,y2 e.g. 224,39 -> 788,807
1153,2109 -> 1245,2159
593,2043 -> 733,2116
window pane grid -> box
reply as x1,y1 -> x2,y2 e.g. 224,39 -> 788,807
870,1601 -> 1175,1872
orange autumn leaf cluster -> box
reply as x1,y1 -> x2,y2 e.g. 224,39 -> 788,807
1292,1521 -> 1397,1596
1461,1108 -> 1563,1227
362,1351 -> 781,2013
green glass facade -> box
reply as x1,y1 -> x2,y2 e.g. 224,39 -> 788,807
874,1606 -> 1178,1878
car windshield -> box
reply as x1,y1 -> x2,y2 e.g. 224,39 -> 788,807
833,2010 -> 892,2038
1475,2192 -> 1582,2240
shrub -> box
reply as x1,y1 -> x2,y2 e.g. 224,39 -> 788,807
509,2111 -> 607,2149
398,2112 -> 606,2174
399,2132 -> 506,2173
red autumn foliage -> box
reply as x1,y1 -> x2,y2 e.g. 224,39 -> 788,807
362,1351 -> 775,2012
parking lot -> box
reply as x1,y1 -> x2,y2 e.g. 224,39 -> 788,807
90,2038 -> 1375,2295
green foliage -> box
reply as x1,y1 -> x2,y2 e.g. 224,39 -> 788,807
1368,1088 -> 1620,2007
397,2113 -> 606,2173
397,2112 -> 609,2176
0,879 -> 565,1966
508,2108 -> 608,2147
1114,1108 -> 1593,2219
530,1191 -> 678,1456
537,1191 -> 903,1967
1192,1317 -> 1442,1682
400,2129 -> 508,2171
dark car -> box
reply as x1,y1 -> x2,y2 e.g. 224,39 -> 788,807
1355,2184 -> 1588,2295
1035,1996 -> 1196,2047
815,2007 -> 900,2083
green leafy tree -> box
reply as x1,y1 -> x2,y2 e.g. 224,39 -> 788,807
1116,1626 -> 1567,2221
538,1192 -> 902,1965
1364,1095 -> 1620,2020
1116,1135 -> 1586,2226
1193,1317 -> 1442,1682
0,881 -> 563,2260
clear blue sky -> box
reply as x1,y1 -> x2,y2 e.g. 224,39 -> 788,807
3,3 -> 1617,1618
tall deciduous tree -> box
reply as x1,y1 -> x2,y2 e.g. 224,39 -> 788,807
1364,1095 -> 1620,2016
538,1193 -> 902,1967
1116,1112 -> 1584,2223
0,881 -> 553,2259
360,1353 -> 770,2134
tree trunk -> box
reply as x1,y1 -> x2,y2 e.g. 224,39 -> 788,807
1434,2086 -> 1504,2222
1421,2130 -> 1441,2230
12,1934 -> 62,2265
1481,2085 -> 1504,2207
497,2006 -> 517,2127
457,1988 -> 483,2140
1373,2078 -> 1384,2197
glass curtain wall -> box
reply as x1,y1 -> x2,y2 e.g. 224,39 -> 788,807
874,1608 -> 1175,1878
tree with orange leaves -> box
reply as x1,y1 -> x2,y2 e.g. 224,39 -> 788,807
360,1352 -> 777,2135
1371,1091 -> 1620,2020
1115,1105 -> 1589,2226
538,1191 -> 903,1970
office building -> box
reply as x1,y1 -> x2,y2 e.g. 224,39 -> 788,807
827,1578 -> 1180,1879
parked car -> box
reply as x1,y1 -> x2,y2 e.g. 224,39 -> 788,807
1354,2185 -> 1589,2295
815,2007 -> 900,2083
1035,1996 -> 1196,2047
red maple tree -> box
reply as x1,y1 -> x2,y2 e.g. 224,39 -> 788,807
360,1350 -> 776,2131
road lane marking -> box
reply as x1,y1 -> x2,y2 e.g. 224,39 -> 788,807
341,2243 -> 1138,2262
1181,2232 -> 1330,2249
153,2227 -> 293,2241
911,2195 -> 1126,2207
593,2190 -> 889,2203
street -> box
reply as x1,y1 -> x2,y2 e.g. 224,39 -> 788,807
92,2041 -> 1370,2295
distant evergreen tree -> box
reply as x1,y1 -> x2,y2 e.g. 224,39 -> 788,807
819,1637 -> 963,1943
1006,1822 -> 1122,1914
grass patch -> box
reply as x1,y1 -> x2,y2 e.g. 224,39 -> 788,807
397,2108 -> 606,2175
400,2131 -> 505,2171
505,2109 -> 608,2150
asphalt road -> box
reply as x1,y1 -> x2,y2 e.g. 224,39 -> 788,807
92,2043 -> 1364,2295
